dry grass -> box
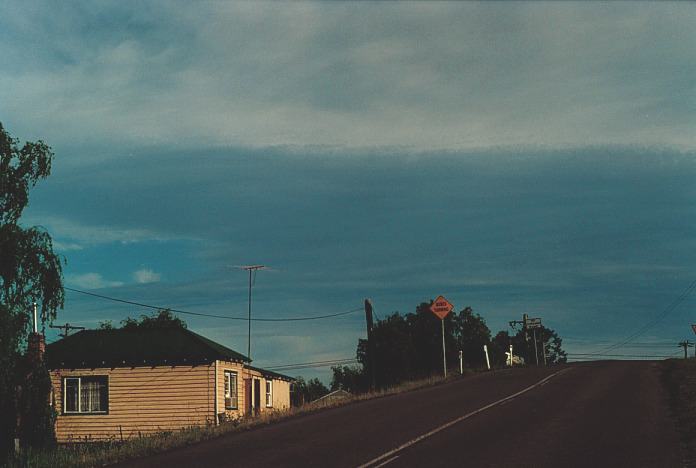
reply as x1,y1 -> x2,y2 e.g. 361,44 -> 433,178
8,370 -> 475,468
661,358 -> 696,467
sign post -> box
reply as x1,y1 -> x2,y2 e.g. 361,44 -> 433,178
429,295 -> 454,377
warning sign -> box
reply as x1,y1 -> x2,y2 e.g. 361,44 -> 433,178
429,295 -> 454,320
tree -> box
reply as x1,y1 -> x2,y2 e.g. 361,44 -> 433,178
120,309 -> 187,329
330,365 -> 366,393
451,307 -> 492,368
490,326 -> 567,366
489,330 -> 512,367
291,376 -> 330,405
0,123 -> 63,457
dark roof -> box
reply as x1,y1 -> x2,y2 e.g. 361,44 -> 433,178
247,365 -> 295,382
45,327 -> 249,369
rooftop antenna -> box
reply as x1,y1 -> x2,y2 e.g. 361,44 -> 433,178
236,264 -> 267,415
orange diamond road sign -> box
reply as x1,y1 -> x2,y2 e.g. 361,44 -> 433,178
430,295 -> 454,320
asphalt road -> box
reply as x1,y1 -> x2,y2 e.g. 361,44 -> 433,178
118,361 -> 682,468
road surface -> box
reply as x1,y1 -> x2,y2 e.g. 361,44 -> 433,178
117,361 -> 682,467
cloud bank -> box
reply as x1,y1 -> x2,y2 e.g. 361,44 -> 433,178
1,2 -> 695,154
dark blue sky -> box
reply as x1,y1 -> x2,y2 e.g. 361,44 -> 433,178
2,2 -> 695,381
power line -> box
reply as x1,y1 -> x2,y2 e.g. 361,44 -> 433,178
592,279 -> 696,354
265,358 -> 359,371
64,287 -> 363,322
568,352 -> 680,358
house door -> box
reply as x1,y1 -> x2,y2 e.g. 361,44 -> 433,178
253,378 -> 261,415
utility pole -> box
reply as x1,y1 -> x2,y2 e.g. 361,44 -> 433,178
49,323 -> 85,339
237,264 -> 266,415
364,299 -> 376,391
238,265 -> 266,362
678,340 -> 693,359
532,328 -> 539,366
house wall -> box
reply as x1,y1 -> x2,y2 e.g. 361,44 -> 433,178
272,379 -> 291,410
50,364 -> 215,442
215,360 -> 246,420
213,362 -> 291,418
50,362 -> 293,442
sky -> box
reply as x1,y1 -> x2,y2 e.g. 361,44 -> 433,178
2,1 -> 696,381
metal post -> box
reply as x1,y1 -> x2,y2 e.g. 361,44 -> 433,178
532,328 -> 539,366
542,337 -> 547,366
247,268 -> 252,361
441,319 -> 447,378
459,350 -> 463,374
484,344 -> 491,370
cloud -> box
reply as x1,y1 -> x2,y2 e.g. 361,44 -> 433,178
23,215 -> 174,246
1,2 -> 695,154
66,272 -> 123,290
52,240 -> 84,252
133,268 -> 161,284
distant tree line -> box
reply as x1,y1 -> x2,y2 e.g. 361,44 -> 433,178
329,302 -> 567,394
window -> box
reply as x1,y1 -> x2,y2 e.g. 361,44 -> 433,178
224,371 -> 238,409
63,376 -> 108,414
265,380 -> 273,407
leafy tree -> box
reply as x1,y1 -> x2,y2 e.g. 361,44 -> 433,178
97,320 -> 115,330
120,309 -> 187,329
330,365 -> 366,393
451,307 -> 492,368
489,330 -> 512,367
490,326 -> 567,366
534,325 -> 567,364
291,376 -> 330,405
0,123 -> 63,457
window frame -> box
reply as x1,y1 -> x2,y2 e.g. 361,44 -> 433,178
224,370 -> 238,410
265,379 -> 273,408
62,375 -> 109,415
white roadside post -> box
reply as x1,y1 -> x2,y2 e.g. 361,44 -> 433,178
509,344 -> 514,366
459,350 -> 463,374
483,344 -> 491,370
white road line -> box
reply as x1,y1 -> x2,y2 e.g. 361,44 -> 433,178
357,368 -> 571,468
372,455 -> 400,468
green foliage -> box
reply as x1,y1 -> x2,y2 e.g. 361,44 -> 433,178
291,376 -> 329,405
353,303 -> 491,390
0,123 -> 63,459
120,309 -> 187,330
330,365 -> 365,393
487,326 -> 567,366
451,307 -> 491,368
350,300 -> 567,392
17,362 -> 56,450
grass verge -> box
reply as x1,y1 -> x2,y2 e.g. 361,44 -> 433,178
6,370 -> 479,468
662,358 -> 696,467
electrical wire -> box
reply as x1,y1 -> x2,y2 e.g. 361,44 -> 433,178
591,279 -> 696,354
265,357 -> 359,371
64,287 -> 363,322
567,353 -> 679,358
